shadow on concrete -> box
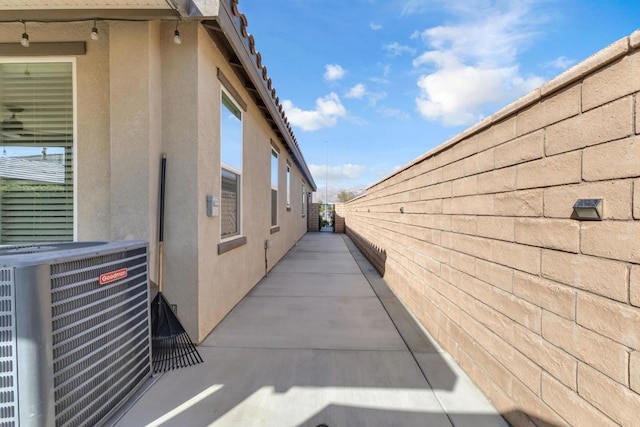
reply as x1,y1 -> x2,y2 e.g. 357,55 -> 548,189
301,405 -> 562,427
114,232 -> 561,427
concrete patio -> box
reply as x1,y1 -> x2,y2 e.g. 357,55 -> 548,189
114,232 -> 508,427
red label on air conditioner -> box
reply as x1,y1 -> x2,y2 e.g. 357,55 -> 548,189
99,268 -> 128,285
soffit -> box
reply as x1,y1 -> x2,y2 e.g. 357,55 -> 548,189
204,0 -> 317,190
0,1 -> 171,8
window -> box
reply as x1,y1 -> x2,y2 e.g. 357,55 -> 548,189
220,90 -> 242,239
286,162 -> 291,211
0,60 -> 74,244
302,182 -> 306,217
271,147 -> 278,227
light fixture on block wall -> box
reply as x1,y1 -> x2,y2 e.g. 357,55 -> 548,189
20,21 -> 29,47
572,199 -> 603,220
91,19 -> 99,41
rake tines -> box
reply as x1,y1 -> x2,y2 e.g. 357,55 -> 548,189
150,291 -> 203,373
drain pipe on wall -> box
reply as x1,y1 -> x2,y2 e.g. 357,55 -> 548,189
264,239 -> 270,277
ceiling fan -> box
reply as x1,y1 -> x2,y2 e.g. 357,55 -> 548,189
1,104 -> 70,141
1,105 -> 24,136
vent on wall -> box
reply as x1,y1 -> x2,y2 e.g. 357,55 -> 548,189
0,240 -> 152,427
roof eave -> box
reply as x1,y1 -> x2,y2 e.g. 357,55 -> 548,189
0,0 -> 219,21
206,1 -> 316,190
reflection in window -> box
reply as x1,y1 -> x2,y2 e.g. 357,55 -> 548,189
220,90 -> 242,238
286,162 -> 291,210
0,62 -> 74,244
271,148 -> 278,227
302,182 -> 306,217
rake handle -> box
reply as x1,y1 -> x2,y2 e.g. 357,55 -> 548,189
157,154 -> 167,293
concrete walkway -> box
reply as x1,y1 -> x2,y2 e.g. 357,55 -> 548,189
115,233 -> 507,427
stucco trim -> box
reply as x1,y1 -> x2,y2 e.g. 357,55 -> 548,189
217,67 -> 246,111
217,235 -> 247,254
0,42 -> 85,56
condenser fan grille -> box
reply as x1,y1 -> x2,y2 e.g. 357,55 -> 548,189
49,247 -> 151,427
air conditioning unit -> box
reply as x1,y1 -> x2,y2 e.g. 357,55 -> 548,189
0,240 -> 152,427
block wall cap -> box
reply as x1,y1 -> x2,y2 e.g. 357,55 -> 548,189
541,37 -> 629,96
631,28 -> 640,49
491,89 -> 541,123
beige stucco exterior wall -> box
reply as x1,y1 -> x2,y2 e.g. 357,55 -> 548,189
344,31 -> 640,427
0,19 -> 312,343
0,21 -> 112,241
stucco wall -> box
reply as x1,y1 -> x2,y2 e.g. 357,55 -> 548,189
192,22 -> 311,341
0,21 -> 112,241
0,20 -> 312,343
344,30 -> 640,427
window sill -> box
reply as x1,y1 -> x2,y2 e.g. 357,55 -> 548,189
218,236 -> 247,255
270,226 -> 280,234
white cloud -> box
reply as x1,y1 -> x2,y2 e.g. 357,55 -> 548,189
377,106 -> 410,120
401,0 -> 430,15
282,93 -> 347,132
324,64 -> 346,82
413,0 -> 546,126
415,63 -> 542,126
545,56 -> 576,70
344,83 -> 387,106
346,83 -> 367,99
367,91 -> 388,107
383,42 -> 416,56
370,22 -> 383,30
309,163 -> 367,182
369,65 -> 391,85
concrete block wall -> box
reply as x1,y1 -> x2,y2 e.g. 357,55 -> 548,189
344,30 -> 640,427
334,203 -> 346,233
308,203 -> 320,232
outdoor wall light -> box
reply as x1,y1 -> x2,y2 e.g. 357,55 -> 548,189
173,22 -> 181,44
20,21 -> 29,47
399,207 -> 404,213
572,198 -> 603,221
90,19 -> 99,41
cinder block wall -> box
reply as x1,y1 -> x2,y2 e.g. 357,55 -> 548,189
308,203 -> 320,231
344,31 -> 640,427
334,203 -> 346,233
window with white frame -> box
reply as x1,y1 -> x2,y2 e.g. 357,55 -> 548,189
0,60 -> 74,244
286,162 -> 291,211
302,182 -> 306,217
271,146 -> 278,227
220,90 -> 243,239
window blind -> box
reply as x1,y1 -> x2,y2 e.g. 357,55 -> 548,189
221,168 -> 239,238
0,62 -> 73,244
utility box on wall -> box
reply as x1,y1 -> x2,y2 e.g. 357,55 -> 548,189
0,241 -> 152,427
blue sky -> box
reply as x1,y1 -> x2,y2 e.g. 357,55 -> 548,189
238,0 -> 639,199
